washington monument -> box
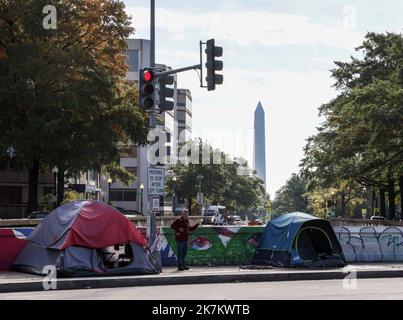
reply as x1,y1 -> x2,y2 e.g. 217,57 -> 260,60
253,101 -> 266,189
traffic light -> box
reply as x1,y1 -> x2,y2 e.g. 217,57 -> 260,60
205,38 -> 223,91
139,68 -> 155,111
158,74 -> 175,113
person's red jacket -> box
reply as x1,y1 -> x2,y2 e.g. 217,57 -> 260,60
170,217 -> 199,241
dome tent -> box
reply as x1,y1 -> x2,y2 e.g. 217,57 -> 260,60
12,200 -> 158,276
254,212 -> 346,268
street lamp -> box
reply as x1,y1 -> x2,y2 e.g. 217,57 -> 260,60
140,183 -> 144,215
196,174 -> 204,215
107,178 -> 112,205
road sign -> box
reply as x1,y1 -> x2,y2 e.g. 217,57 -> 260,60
148,168 -> 165,195
152,197 -> 160,212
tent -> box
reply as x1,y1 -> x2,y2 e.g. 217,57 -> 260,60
254,212 -> 346,268
12,200 -> 158,276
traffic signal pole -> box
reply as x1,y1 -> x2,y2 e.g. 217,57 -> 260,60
149,0 -> 156,127
147,0 -> 161,272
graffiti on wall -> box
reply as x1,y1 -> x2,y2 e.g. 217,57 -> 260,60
158,227 -> 264,266
334,226 -> 403,262
131,226 -> 264,266
4,225 -> 403,269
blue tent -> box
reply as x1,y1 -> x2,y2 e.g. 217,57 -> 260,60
254,212 -> 346,268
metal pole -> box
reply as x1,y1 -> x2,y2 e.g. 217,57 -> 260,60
108,182 -> 111,205
199,179 -> 202,215
156,64 -> 201,77
149,0 -> 161,273
172,183 -> 176,215
141,189 -> 143,215
150,0 -> 155,68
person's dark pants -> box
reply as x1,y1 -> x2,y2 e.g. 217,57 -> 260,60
176,240 -> 188,267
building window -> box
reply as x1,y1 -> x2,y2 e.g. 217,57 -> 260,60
120,145 -> 138,158
127,50 -> 139,71
110,189 -> 137,202
9,186 -> 22,204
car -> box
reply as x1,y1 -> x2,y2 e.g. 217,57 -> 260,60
370,215 -> 384,220
27,211 -> 49,219
248,219 -> 264,226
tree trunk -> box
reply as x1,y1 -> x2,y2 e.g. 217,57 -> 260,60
341,193 -> 346,218
27,160 -> 40,214
380,187 -> 386,218
371,190 -> 376,216
399,176 -> 403,219
388,178 -> 396,220
188,196 -> 192,214
56,168 -> 65,207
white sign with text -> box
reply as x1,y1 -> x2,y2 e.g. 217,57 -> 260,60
148,168 -> 165,195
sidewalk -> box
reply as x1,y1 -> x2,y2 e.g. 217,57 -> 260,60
1,263 -> 403,293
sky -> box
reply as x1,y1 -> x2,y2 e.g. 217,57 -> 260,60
123,0 -> 403,197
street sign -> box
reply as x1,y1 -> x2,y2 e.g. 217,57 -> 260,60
152,197 -> 160,212
148,168 -> 165,195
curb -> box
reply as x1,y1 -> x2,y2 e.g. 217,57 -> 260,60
1,269 -> 403,293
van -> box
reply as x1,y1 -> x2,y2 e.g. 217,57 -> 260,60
202,205 -> 226,225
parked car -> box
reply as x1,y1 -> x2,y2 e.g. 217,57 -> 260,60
227,215 -> 241,225
370,215 -> 384,220
248,219 -> 264,226
27,211 -> 49,219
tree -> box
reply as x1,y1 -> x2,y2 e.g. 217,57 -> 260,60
0,0 -> 149,211
301,32 -> 403,219
272,173 -> 310,216
166,140 -> 265,214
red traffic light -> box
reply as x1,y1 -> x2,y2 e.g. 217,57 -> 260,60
143,70 -> 154,82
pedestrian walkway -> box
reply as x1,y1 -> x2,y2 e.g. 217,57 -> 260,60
1,263 -> 403,293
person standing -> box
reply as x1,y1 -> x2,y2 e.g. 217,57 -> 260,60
170,209 -> 199,271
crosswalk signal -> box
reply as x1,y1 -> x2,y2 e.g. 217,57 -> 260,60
158,74 -> 175,113
139,68 -> 155,111
205,38 -> 223,91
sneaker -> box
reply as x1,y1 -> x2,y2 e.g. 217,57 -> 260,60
182,266 -> 190,270
177,266 -> 184,271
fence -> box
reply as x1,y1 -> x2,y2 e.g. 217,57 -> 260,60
330,217 -> 403,227
0,215 -> 203,228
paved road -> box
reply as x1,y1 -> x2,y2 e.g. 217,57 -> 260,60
1,278 -> 403,300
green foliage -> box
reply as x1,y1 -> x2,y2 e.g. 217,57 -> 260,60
62,190 -> 84,205
272,173 -> 310,216
300,32 -> 403,217
167,139 -> 266,214
41,193 -> 55,212
0,0 -> 148,197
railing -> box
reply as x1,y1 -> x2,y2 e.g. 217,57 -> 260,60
329,217 -> 403,227
0,215 -> 203,228
0,171 -> 54,184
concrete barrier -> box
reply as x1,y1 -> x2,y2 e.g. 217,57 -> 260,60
2,222 -> 403,270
